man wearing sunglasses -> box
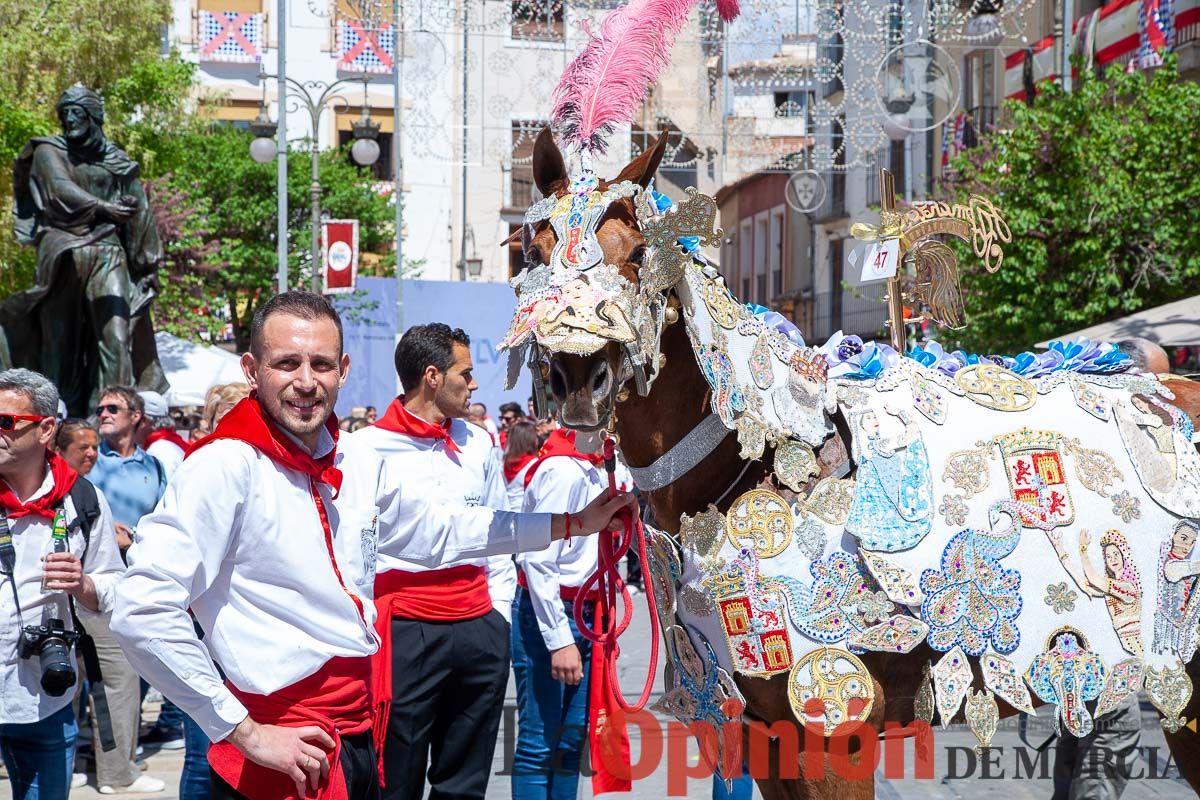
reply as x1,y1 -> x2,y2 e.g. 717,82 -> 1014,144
0,368 -> 124,799
89,386 -> 181,759
89,388 -> 168,554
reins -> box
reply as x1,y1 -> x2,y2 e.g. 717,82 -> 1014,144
572,435 -> 661,712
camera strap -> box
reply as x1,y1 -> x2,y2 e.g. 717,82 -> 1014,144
60,480 -> 117,753
0,512 -> 28,632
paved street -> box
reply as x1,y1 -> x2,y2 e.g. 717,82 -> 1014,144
5,592 -> 1195,799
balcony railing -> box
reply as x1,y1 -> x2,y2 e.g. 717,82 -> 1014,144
809,284 -> 889,342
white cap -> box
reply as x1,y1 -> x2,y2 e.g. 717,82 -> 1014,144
139,390 -> 170,418
57,400 -> 67,422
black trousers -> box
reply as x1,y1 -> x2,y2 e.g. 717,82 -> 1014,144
209,732 -> 379,800
382,609 -> 511,800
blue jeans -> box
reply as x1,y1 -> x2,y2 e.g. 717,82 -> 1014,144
181,715 -> 211,800
510,589 -> 592,800
156,699 -> 184,731
0,704 -> 78,800
139,678 -> 184,732
712,769 -> 753,800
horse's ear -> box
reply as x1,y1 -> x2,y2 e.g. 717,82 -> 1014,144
532,128 -> 568,197
614,130 -> 670,188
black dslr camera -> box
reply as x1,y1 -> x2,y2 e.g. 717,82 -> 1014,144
19,618 -> 79,696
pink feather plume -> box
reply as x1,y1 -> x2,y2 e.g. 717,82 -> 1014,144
552,0 -> 739,155
715,0 -> 739,21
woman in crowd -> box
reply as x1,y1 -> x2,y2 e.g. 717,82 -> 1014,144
503,420 -> 541,512
191,383 -> 250,442
56,419 -> 100,476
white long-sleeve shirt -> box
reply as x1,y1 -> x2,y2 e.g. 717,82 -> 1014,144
145,439 -> 185,480
111,429 -> 551,742
0,474 -> 123,724
517,456 -> 606,652
351,415 -> 517,622
505,460 -> 536,513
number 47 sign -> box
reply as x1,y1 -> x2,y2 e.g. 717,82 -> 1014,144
849,238 -> 900,283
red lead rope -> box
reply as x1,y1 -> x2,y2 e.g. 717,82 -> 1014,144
572,436 -> 661,712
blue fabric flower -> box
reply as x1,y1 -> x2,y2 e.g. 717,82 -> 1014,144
746,304 -> 806,347
651,190 -> 700,253
902,337 -> 1130,379
820,332 -> 899,379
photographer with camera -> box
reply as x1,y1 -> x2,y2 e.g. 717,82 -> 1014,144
0,368 -> 124,800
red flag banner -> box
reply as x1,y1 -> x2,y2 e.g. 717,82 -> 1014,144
321,219 -> 359,295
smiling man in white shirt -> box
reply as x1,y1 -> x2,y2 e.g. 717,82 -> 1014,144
109,292 -> 633,800
353,323 -> 515,800
0,368 -> 124,800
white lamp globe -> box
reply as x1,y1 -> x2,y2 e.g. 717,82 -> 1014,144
881,112 -> 912,142
249,136 -> 277,164
351,137 -> 381,167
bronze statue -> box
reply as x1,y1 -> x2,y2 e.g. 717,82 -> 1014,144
6,84 -> 167,415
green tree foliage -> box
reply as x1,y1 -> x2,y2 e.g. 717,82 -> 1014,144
160,126 -> 394,349
0,0 -> 173,165
0,1 -> 396,349
0,0 -> 177,295
145,176 -> 225,342
942,58 -> 1200,354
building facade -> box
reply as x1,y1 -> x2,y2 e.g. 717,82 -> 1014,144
171,0 -> 720,284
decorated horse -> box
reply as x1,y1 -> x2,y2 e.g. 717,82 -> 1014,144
497,1 -> 1200,796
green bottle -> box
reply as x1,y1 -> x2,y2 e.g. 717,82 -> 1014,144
41,508 -> 69,594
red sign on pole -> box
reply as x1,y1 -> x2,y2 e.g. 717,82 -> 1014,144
321,219 -> 359,294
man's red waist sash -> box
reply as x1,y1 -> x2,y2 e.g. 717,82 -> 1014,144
374,564 -> 492,622
369,565 -> 491,784
208,655 -> 372,800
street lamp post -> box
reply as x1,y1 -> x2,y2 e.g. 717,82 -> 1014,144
249,70 -> 381,292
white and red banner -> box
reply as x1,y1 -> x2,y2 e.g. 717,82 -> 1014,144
1004,0 -> 1198,101
322,219 -> 359,295
199,10 -> 262,64
336,19 -> 395,74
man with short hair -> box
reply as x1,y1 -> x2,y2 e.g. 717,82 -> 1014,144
498,403 -> 524,431
353,324 -> 515,800
136,391 -> 187,479
1116,338 -> 1171,375
89,387 -> 167,544
364,406 -> 377,424
469,402 -> 499,444
0,368 -> 124,799
498,403 -> 523,449
110,292 -> 633,800
88,385 -> 181,755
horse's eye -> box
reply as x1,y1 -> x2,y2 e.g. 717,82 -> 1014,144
629,246 -> 646,267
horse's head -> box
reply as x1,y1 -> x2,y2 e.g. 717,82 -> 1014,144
500,128 -> 677,430
531,129 -> 669,429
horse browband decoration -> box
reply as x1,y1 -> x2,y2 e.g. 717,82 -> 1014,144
500,175 -> 725,418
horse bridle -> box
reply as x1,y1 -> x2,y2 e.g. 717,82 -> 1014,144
519,182 -> 675,422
